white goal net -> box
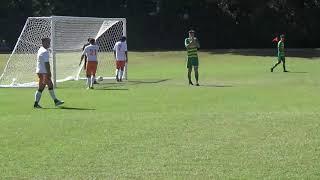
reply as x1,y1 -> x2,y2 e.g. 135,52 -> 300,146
0,16 -> 127,87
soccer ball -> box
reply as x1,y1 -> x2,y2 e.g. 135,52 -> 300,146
10,78 -> 17,86
97,76 -> 103,82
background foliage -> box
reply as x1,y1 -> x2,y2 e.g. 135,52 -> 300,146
0,0 -> 319,49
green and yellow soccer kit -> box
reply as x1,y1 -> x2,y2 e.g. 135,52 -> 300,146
185,38 -> 200,68
278,40 -> 285,61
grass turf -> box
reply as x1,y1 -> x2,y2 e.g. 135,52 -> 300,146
0,52 -> 320,179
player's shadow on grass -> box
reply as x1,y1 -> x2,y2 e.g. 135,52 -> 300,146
59,106 -> 96,110
97,79 -> 170,89
95,88 -> 129,91
286,71 -> 308,74
200,84 -> 234,88
128,79 -> 171,85
42,106 -> 95,110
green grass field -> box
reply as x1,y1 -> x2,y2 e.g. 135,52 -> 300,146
1,51 -> 320,179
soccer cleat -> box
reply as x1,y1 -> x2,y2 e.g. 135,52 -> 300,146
271,68 -> 273,72
33,103 -> 42,109
189,81 -> 194,85
90,86 -> 94,89
284,70 -> 289,72
94,81 -> 99,84
196,83 -> 200,86
54,99 -> 64,106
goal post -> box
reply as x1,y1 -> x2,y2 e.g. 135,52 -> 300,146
0,16 -> 127,87
51,16 -> 57,88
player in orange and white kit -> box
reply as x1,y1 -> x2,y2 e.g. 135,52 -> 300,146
34,38 -> 64,108
79,38 -> 99,89
113,36 -> 128,82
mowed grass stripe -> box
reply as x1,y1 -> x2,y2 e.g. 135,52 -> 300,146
0,51 -> 320,178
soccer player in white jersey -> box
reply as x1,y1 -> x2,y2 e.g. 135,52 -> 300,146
82,38 -> 98,84
34,38 -> 64,108
113,36 -> 128,82
80,38 -> 99,89
82,38 -> 91,70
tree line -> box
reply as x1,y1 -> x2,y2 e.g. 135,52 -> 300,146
0,0 -> 319,50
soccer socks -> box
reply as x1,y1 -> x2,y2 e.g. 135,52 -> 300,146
283,61 -> 286,71
87,77 -> 91,87
35,91 -> 42,103
90,75 -> 94,88
34,89 -> 63,107
195,71 -> 199,82
49,89 -> 57,100
188,71 -> 192,83
119,70 -> 123,80
115,69 -> 119,77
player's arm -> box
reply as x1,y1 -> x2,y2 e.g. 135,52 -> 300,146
124,43 -> 128,62
83,57 -> 87,70
185,38 -> 196,49
82,45 -> 88,58
113,44 -> 117,60
79,48 -> 87,66
277,42 -> 281,54
185,38 -> 191,48
45,62 -> 51,77
196,38 -> 200,49
79,55 -> 85,66
113,51 -> 116,60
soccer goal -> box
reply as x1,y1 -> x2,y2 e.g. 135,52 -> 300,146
0,16 -> 127,87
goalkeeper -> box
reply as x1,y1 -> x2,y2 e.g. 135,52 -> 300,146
185,30 -> 200,86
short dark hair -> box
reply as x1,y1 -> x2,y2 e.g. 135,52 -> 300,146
87,38 -> 92,42
89,38 -> 95,44
41,38 -> 50,43
120,36 -> 127,42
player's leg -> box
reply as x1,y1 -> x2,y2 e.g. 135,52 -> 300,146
86,75 -> 91,88
46,75 -> 64,106
188,68 -> 193,85
282,57 -> 288,72
119,61 -> 125,82
193,58 -> 199,86
194,66 -> 199,86
34,74 -> 45,108
115,68 -> 120,82
90,74 -> 95,88
84,57 -> 87,70
92,58 -> 98,84
271,58 -> 281,72
86,62 -> 92,89
119,67 -> 124,82
89,61 -> 98,89
187,58 -> 193,85
116,61 -> 120,82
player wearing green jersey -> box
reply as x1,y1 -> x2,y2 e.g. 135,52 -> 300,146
271,34 -> 288,72
185,30 -> 200,86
